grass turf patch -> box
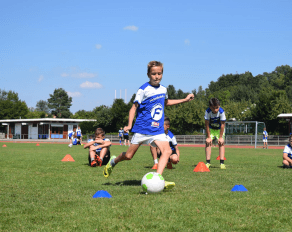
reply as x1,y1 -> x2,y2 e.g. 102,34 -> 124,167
0,143 -> 290,231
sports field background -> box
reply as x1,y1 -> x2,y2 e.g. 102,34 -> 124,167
1,143 -> 290,231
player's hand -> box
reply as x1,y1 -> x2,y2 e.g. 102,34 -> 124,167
218,138 -> 224,146
124,126 -> 131,132
185,93 -> 194,102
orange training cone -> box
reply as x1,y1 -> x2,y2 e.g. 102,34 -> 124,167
36,143 -> 40,146
216,156 -> 226,160
2,144 -> 7,147
62,154 -> 75,162
193,162 -> 210,172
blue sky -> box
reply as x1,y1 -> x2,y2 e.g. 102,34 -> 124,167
1,0 -> 291,113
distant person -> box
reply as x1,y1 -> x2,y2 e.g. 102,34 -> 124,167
123,129 -> 130,146
151,117 -> 180,170
263,127 -> 268,149
282,134 -> 292,168
87,135 -> 93,143
118,127 -> 123,146
76,126 -> 82,145
84,128 -> 111,167
204,98 -> 226,169
68,130 -> 75,147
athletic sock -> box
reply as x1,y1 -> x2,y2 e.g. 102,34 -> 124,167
91,157 -> 95,162
206,160 -> 210,164
154,159 -> 158,164
220,160 -> 224,164
110,158 -> 116,167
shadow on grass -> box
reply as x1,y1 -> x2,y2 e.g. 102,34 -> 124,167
144,166 -> 176,170
103,180 -> 141,186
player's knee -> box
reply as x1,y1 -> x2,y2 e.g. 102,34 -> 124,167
283,160 -> 290,166
171,156 -> 178,164
122,151 -> 132,160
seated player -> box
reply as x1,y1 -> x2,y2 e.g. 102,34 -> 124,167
84,128 -> 111,167
283,135 -> 292,168
72,134 -> 79,146
87,135 -> 93,143
150,117 -> 180,170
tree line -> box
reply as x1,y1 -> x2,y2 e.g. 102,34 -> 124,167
1,65 -> 292,135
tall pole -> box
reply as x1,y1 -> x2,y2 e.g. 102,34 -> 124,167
255,121 -> 258,148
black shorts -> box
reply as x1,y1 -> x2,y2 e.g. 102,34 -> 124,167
157,149 -> 176,158
88,149 -> 111,166
123,135 -> 129,140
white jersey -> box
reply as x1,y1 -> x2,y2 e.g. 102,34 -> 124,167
166,130 -> 177,151
204,107 -> 226,130
131,82 -> 167,135
283,144 -> 292,159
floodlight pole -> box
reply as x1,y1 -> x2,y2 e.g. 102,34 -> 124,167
255,121 -> 258,149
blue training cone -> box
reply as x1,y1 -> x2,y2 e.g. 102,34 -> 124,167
93,190 -> 112,198
231,185 -> 248,192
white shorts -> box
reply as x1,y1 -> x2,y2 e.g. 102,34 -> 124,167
263,139 -> 267,142
131,133 -> 168,147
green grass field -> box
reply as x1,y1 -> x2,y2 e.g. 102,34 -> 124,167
1,143 -> 290,231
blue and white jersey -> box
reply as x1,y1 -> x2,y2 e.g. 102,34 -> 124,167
95,138 -> 111,152
76,128 -> 82,137
204,107 -> 226,130
166,130 -> 177,151
283,144 -> 292,159
72,138 -> 78,145
87,138 -> 93,143
131,82 -> 167,135
68,131 -> 74,138
263,131 -> 268,139
118,130 -> 123,137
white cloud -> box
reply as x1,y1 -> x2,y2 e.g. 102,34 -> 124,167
184,39 -> 190,45
123,25 -> 138,31
67,91 -> 82,97
72,72 -> 97,78
61,73 -> 69,77
95,44 -> 102,49
80,81 -> 102,89
38,75 -> 44,82
61,71 -> 96,78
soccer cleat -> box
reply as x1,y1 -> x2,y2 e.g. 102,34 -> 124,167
167,162 -> 173,169
103,156 -> 116,178
206,163 -> 211,168
220,164 -> 226,169
91,160 -> 97,167
164,181 -> 175,190
151,163 -> 158,170
95,155 -> 102,167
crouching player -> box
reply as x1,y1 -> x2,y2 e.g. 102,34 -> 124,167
204,98 -> 226,169
151,117 -> 180,170
283,135 -> 292,168
84,128 -> 111,167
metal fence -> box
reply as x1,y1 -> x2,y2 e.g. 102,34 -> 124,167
1,133 -> 290,147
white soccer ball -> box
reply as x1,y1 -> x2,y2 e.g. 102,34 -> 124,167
68,144 -> 72,148
141,172 -> 165,194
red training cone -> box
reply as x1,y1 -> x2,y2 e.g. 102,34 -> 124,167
193,162 -> 210,172
2,144 -> 7,147
216,156 -> 226,160
62,154 -> 75,162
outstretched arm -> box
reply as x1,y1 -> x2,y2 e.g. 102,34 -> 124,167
124,102 -> 138,132
165,93 -> 194,106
